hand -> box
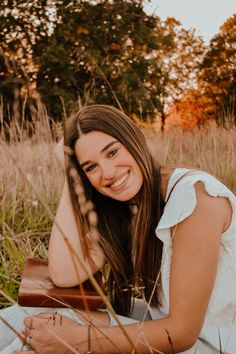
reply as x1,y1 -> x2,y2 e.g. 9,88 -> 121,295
13,312 -> 87,354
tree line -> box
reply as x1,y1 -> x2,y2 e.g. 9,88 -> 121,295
0,0 -> 235,132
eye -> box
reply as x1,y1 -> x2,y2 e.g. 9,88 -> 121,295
85,164 -> 96,173
107,148 -> 118,158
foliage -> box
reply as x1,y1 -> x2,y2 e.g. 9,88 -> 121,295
149,18 -> 205,129
0,0 -> 235,129
0,0 -> 55,131
198,14 -> 236,126
36,2 -> 205,124
165,89 -> 216,130
36,0 -> 161,120
0,0 -> 206,127
0,0 -> 54,77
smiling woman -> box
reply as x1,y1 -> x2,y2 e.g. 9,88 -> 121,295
75,131 -> 143,201
1,105 -> 236,354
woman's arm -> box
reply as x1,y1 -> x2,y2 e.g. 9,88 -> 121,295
21,182 -> 232,354
86,182 -> 231,353
48,180 -> 105,287
48,140 -> 104,287
75,182 -> 231,353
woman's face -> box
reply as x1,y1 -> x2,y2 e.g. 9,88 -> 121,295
74,131 -> 143,201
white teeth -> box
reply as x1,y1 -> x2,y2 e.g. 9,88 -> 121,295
110,173 -> 128,188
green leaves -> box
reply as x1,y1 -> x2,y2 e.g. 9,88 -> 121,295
199,14 -> 236,125
1,0 -> 233,129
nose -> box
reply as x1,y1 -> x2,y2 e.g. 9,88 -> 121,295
100,162 -> 117,180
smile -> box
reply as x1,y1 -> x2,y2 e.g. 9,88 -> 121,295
110,172 -> 129,189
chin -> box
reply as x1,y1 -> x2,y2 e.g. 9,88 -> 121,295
114,189 -> 140,202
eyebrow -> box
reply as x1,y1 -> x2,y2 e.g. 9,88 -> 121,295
80,140 -> 118,168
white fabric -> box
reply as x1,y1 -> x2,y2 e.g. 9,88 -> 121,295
0,302 -> 217,354
150,168 -> 236,354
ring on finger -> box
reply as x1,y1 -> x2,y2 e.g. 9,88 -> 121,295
24,335 -> 33,350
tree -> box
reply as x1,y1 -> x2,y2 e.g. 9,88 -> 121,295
198,14 -> 236,126
0,0 -> 207,128
165,89 -> 216,130
36,0 -> 161,120
149,17 -> 205,130
0,0 -> 56,131
0,0 -> 56,76
37,3 -> 205,125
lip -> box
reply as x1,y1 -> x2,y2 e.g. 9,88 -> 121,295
106,171 -> 130,191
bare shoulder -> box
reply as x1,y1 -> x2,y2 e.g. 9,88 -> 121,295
194,181 -> 232,233
160,166 -> 232,233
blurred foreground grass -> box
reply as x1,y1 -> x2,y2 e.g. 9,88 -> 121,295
0,124 -> 236,307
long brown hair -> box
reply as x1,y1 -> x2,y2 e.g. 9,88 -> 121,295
64,105 -> 165,316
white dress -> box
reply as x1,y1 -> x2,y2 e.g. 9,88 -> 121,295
150,168 -> 236,354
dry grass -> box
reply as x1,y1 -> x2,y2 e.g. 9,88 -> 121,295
1,123 -> 236,308
1,123 -> 235,303
0,122 -> 235,354
146,124 -> 236,193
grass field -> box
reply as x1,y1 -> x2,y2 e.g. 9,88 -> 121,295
0,123 -> 236,308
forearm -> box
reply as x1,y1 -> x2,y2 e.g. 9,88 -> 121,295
48,180 -> 104,287
74,317 -> 194,354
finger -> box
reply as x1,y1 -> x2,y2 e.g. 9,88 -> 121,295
22,334 -> 38,352
34,312 -> 59,324
23,326 -> 31,336
19,330 -> 26,340
35,312 -> 57,319
24,318 -> 51,336
34,312 -> 62,325
23,316 -> 35,329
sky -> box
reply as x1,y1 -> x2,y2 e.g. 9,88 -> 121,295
144,0 -> 236,43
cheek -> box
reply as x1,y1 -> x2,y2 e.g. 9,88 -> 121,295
86,174 -> 100,188
132,162 -> 143,184
136,168 -> 144,185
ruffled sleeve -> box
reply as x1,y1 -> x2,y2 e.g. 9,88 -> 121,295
155,168 -> 236,245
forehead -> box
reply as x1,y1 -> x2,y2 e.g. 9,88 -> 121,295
74,131 -> 116,162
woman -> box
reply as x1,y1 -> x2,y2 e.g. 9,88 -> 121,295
1,104 -> 235,354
